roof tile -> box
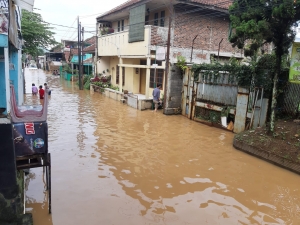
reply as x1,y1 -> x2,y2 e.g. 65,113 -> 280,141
97,0 -> 232,19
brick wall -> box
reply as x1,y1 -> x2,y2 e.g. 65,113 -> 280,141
174,9 -> 235,54
151,26 -> 169,46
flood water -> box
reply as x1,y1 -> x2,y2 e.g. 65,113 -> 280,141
24,69 -> 300,225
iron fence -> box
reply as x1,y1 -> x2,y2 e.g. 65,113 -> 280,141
280,82 -> 300,118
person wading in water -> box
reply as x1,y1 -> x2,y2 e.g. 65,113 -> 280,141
152,84 -> 162,112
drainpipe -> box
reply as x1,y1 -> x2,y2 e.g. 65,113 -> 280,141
190,35 -> 198,62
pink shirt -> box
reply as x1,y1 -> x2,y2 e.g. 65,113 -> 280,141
32,86 -> 38,93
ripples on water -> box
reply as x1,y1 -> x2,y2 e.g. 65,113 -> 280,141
24,69 -> 300,225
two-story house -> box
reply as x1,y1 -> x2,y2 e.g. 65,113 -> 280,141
96,0 -> 237,113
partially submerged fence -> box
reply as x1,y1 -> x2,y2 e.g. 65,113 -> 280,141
182,67 -> 269,133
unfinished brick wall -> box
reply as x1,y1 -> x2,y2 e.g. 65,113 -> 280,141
151,26 -> 169,46
173,8 -> 236,54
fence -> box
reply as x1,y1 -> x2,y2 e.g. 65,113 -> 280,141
281,82 -> 300,118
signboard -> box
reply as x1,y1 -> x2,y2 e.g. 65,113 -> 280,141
13,122 -> 48,157
289,42 -> 300,83
0,0 -> 8,35
156,47 -> 166,61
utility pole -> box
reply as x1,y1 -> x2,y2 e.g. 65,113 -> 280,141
81,26 -> 84,90
163,0 -> 173,114
95,23 -> 98,77
78,17 -> 83,90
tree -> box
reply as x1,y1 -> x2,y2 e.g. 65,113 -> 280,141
229,0 -> 300,132
21,10 -> 58,56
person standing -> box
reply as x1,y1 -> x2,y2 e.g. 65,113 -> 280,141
32,83 -> 38,95
152,84 -> 162,112
39,85 -> 45,99
44,83 -> 51,95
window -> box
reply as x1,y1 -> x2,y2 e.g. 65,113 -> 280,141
140,60 -> 162,66
154,13 -> 158,26
122,67 -> 125,86
150,69 -> 164,88
117,20 -> 124,32
145,15 -> 149,25
121,20 -> 124,31
160,11 -> 165,27
116,66 -> 119,84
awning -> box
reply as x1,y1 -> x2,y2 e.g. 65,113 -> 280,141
14,0 -> 35,12
71,54 -> 93,65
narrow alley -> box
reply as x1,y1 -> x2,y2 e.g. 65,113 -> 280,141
24,69 -> 300,225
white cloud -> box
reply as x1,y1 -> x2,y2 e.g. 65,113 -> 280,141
34,0 -> 126,41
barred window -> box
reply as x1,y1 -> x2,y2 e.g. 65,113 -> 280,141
160,11 -> 165,27
150,69 -> 164,88
154,13 -> 158,26
122,67 -> 125,86
116,66 -> 119,84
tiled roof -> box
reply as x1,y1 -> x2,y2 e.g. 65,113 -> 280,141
71,48 -> 79,56
97,0 -> 141,19
189,0 -> 233,9
97,0 -> 232,19
83,43 -> 95,53
85,36 -> 96,45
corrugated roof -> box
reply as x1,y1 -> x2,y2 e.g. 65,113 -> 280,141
97,0 -> 232,19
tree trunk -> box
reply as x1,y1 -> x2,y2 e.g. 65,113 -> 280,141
270,71 -> 278,133
269,54 -> 282,133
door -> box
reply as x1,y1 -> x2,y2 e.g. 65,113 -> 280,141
140,68 -> 146,94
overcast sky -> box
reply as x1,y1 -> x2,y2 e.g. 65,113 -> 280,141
34,0 -> 126,42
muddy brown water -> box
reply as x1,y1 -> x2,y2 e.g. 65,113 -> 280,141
24,69 -> 300,225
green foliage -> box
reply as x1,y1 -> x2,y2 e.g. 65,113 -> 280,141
192,56 -> 284,92
84,79 -> 90,90
62,64 -> 72,74
229,0 -> 300,57
229,0 -> 300,132
176,55 -> 188,72
21,10 -> 58,56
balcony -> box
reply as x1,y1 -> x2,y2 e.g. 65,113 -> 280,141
98,25 -> 169,57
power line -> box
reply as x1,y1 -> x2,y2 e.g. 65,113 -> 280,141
62,17 -> 78,40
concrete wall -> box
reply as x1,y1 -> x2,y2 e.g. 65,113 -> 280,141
127,95 -> 138,109
138,99 -> 153,111
98,26 -> 151,57
97,56 -> 110,76
164,64 -> 183,115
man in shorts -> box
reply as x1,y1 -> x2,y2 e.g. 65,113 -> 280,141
152,84 -> 162,112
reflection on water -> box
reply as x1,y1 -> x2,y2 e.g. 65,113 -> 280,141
24,69 -> 300,225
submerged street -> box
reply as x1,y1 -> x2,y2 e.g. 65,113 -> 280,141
24,69 -> 300,225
